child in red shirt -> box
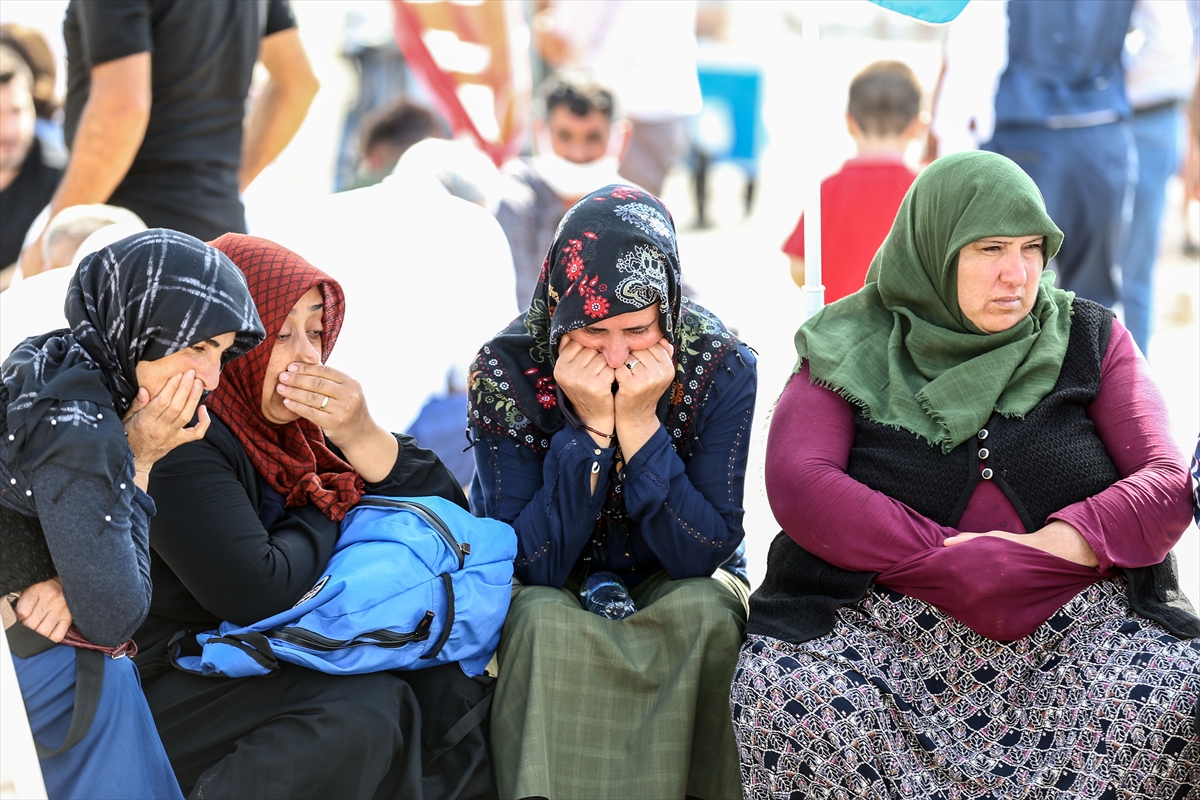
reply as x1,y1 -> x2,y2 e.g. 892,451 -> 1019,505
784,61 -> 923,304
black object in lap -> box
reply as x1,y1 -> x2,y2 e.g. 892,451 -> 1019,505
136,654 -> 424,800
0,503 -> 56,597
392,663 -> 498,800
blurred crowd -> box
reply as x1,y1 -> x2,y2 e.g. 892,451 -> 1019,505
2,0 -> 1197,416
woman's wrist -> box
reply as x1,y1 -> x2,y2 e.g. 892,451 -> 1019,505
337,422 -> 399,484
579,421 -> 616,447
1037,520 -> 1098,568
614,412 -> 661,462
575,407 -> 615,447
133,465 -> 151,492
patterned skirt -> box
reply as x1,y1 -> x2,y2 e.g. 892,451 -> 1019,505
730,579 -> 1200,799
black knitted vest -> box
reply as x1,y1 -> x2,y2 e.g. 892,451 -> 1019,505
746,300 -> 1199,644
0,385 -> 57,596
847,299 -> 1116,530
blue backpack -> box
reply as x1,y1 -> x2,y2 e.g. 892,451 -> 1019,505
169,495 -> 516,679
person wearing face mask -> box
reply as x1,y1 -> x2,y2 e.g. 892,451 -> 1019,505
469,185 -> 755,799
494,71 -> 630,312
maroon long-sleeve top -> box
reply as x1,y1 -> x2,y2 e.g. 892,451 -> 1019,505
765,319 -> 1194,641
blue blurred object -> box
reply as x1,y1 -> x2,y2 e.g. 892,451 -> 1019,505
695,66 -> 763,166
691,63 -> 764,226
868,0 -> 970,25
406,391 -> 475,487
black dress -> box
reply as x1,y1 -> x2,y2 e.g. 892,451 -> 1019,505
135,415 -> 493,799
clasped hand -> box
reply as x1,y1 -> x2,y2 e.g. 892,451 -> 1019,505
554,332 -> 675,454
123,369 -> 210,488
944,520 -> 1099,567
275,362 -> 374,448
275,362 -> 397,482
14,577 -> 72,642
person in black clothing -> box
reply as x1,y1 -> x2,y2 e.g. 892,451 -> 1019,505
0,45 -> 63,289
135,234 -> 494,799
19,0 -> 318,278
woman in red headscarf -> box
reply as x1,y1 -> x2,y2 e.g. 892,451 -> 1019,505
131,235 -> 491,799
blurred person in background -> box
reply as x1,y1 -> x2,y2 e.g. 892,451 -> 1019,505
0,43 -> 64,290
342,98 -> 446,191
1119,0 -> 1195,354
333,1 -> 410,192
924,0 -> 1008,162
981,0 -> 1137,317
495,70 -> 629,311
783,60 -> 923,304
19,0 -> 318,278
2,205 -> 146,357
1180,0 -> 1200,256
250,136 -> 517,487
390,137 -> 506,212
40,203 -> 146,273
533,0 -> 701,197
1188,79 -> 1200,209
0,23 -> 63,148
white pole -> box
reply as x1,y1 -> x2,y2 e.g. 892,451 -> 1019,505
0,623 -> 48,800
799,3 -> 825,324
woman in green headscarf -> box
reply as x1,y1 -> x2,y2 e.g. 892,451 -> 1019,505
731,151 -> 1199,798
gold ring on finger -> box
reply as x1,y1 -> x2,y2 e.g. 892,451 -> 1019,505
320,395 -> 330,410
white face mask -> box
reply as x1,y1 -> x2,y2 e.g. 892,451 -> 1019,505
530,152 -> 624,202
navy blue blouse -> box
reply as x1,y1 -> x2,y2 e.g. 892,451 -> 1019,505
470,344 -> 756,588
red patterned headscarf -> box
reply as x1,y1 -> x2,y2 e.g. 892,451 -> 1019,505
207,234 -> 363,521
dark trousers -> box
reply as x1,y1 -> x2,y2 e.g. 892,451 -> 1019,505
14,644 -> 183,800
984,121 -> 1135,312
139,662 -> 424,799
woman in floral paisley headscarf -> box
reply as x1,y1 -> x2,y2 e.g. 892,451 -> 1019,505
467,185 -> 757,800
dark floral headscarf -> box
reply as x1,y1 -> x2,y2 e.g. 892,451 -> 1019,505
468,185 -> 739,458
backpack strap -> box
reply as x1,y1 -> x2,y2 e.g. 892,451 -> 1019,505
422,689 -> 493,770
167,628 -> 281,678
6,622 -> 105,758
36,649 -> 104,758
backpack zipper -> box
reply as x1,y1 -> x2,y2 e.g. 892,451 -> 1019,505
355,497 -> 466,569
267,610 -> 435,651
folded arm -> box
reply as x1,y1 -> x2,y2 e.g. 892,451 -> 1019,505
1047,321 -> 1193,570
765,365 -> 954,572
148,433 -> 337,625
35,459 -> 155,646
766,333 -> 1191,641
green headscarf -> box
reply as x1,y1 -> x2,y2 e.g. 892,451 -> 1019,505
793,150 -> 1073,453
